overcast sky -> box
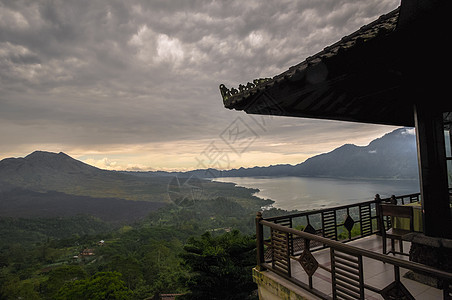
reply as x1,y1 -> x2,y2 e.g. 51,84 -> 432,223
0,0 -> 402,171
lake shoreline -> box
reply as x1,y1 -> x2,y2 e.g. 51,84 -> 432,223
211,176 -> 419,211
212,174 -> 419,181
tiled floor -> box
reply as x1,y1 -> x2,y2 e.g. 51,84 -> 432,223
288,235 -> 444,299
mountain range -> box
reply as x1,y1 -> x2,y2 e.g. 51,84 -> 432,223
0,151 -> 170,222
0,127 -> 418,221
0,151 -> 171,201
129,127 -> 419,180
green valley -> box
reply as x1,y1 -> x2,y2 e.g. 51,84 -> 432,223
0,151 -> 277,299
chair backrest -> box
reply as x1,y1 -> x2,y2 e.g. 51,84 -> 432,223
380,204 -> 413,218
379,203 -> 414,231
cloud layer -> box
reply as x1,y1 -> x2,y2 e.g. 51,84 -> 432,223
0,0 -> 400,169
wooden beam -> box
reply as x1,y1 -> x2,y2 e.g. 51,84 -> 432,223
414,105 -> 452,238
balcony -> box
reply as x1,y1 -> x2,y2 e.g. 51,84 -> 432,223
254,193 -> 452,299
220,1 -> 452,298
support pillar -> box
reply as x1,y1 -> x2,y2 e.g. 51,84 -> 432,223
255,211 -> 266,271
414,105 -> 451,238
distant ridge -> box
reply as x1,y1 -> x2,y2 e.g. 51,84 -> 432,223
0,150 -> 104,178
0,150 -> 172,201
289,128 -> 418,179
124,127 -> 419,180
0,128 -> 418,194
0,151 -> 172,222
218,127 -> 418,179
0,150 -> 127,193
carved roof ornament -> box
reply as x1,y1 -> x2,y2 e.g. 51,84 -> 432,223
217,7 -> 442,127
219,78 -> 272,102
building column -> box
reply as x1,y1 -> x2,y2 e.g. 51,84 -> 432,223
414,105 -> 451,238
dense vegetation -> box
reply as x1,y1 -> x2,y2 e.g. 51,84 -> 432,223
0,185 -> 278,299
0,151 -> 277,299
180,231 -> 256,300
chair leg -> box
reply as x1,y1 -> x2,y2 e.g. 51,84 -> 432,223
390,238 -> 395,255
399,239 -> 404,254
382,236 -> 387,254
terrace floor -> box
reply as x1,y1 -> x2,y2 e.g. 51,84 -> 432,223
260,235 -> 444,299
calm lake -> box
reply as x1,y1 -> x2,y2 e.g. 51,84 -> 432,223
213,176 -> 419,211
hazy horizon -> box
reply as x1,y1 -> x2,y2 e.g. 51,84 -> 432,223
2,125 -> 408,173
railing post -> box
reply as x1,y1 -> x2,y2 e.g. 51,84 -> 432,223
256,211 -> 266,271
375,194 -> 383,235
390,195 -> 397,205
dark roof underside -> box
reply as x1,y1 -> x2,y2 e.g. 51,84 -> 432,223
220,4 -> 451,127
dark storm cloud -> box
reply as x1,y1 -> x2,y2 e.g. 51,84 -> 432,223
0,0 -> 400,161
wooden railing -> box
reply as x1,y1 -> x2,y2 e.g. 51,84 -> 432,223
255,193 -> 452,299
380,192 -> 420,205
264,198 -> 379,251
263,193 -> 420,250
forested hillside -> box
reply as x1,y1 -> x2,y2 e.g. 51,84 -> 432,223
0,151 -> 171,203
0,176 -> 277,299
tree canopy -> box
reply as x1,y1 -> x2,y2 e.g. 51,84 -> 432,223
180,230 -> 257,300
56,271 -> 134,300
